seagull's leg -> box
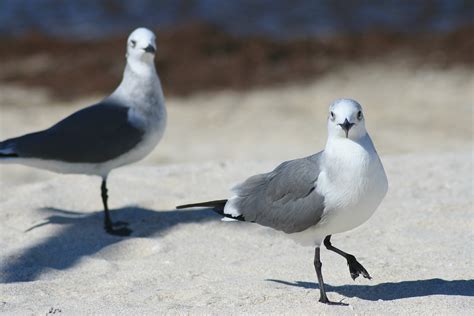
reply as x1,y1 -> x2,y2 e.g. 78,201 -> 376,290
101,179 -> 113,228
324,235 -> 371,280
101,178 -> 131,236
314,246 -> 330,303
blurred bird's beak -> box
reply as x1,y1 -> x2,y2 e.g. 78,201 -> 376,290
143,44 -> 156,54
339,119 -> 355,138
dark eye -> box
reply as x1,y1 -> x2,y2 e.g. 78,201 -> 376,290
357,111 -> 362,120
330,111 -> 335,120
130,40 -> 136,48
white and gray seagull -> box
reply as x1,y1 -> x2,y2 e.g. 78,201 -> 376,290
177,99 -> 388,304
0,27 -> 167,236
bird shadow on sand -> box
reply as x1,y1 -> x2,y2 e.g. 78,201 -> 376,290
266,278 -> 474,301
1,206 -> 218,283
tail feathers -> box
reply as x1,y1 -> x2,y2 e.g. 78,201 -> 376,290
176,199 -> 246,221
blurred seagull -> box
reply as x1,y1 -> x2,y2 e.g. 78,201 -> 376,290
177,99 -> 388,304
0,27 -> 167,236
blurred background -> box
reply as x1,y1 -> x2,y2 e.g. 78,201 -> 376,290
0,0 -> 473,184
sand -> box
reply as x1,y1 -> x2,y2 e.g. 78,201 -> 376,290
0,62 -> 473,314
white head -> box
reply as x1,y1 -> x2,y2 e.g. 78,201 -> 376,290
126,28 -> 157,72
327,99 -> 367,140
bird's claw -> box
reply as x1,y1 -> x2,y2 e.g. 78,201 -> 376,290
113,220 -> 129,226
319,295 -> 330,304
347,255 -> 371,280
319,296 -> 349,306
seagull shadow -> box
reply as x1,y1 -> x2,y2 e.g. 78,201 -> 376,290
1,206 -> 218,283
266,278 -> 474,301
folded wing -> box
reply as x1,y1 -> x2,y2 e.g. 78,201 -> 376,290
226,153 -> 325,233
0,101 -> 144,163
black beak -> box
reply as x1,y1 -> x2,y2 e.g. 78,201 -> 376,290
143,44 -> 156,54
338,118 -> 355,138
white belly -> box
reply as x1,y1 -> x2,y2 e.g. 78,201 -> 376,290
288,190 -> 386,247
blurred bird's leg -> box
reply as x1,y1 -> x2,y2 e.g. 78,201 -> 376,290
101,177 -> 131,236
324,235 -> 371,280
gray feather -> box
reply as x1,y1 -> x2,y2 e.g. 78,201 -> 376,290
229,152 -> 325,234
0,101 -> 144,163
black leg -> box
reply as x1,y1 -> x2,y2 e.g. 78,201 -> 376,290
101,178 -> 131,236
324,235 -> 371,280
314,247 -> 330,303
101,179 -> 112,229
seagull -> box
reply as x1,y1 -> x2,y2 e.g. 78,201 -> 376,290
177,99 -> 388,304
0,27 -> 167,236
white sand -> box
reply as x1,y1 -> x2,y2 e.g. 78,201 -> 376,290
0,62 -> 473,314
0,153 -> 473,314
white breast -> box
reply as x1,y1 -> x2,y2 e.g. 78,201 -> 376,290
100,102 -> 167,175
318,136 -> 387,233
289,135 -> 387,246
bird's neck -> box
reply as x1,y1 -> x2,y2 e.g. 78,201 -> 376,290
126,57 -> 157,78
110,60 -> 164,107
324,134 -> 376,165
326,132 -> 374,149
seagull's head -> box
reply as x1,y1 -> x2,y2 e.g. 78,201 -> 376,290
327,99 -> 367,140
126,27 -> 157,63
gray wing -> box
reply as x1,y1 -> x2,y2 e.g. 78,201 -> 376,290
229,152 -> 325,233
3,101 -> 144,163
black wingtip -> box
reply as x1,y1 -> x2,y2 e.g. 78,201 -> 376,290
0,152 -> 18,158
176,199 -> 228,210
177,199 -> 248,222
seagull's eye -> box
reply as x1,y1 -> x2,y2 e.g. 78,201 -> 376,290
357,111 -> 363,120
330,111 -> 335,121
130,40 -> 136,48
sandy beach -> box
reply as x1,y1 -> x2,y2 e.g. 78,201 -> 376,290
0,61 -> 473,314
